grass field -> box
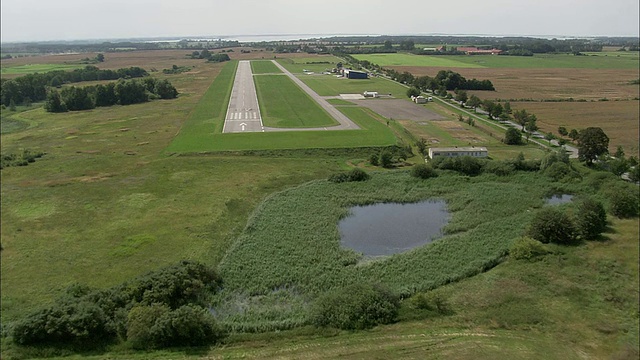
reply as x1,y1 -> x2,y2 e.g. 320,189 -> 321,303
250,60 -> 282,74
167,61 -> 398,152
2,49 -> 639,360
354,53 -> 640,69
254,75 -> 337,128
353,53 -> 483,68
296,75 -> 409,97
0,63 -> 85,75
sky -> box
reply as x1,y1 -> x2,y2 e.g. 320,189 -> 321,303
1,0 -> 639,43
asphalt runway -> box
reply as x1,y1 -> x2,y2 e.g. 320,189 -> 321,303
223,60 -> 264,133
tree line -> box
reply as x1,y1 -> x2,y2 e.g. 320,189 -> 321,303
45,77 -> 178,112
0,66 -> 148,106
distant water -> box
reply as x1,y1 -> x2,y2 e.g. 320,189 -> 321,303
546,194 -> 573,205
338,201 -> 449,256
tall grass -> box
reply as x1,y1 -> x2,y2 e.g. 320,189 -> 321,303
215,170 -> 590,331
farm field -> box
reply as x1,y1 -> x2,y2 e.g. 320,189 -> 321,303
1,48 -> 639,360
396,67 -> 640,101
355,52 -> 640,69
511,101 -> 640,156
254,74 -> 337,128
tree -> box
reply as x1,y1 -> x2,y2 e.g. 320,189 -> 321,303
613,145 -> 625,159
416,138 -> 427,156
379,151 -> 393,168
454,89 -> 468,103
60,86 -> 94,111
44,89 -> 67,112
524,118 -> 539,141
527,207 -> 577,244
411,164 -> 437,179
513,109 -> 532,131
95,53 -> 105,62
465,95 -> 481,110
577,127 -> 609,165
503,101 -> 512,114
406,87 -> 420,98
544,132 -> 556,145
383,40 -> 393,49
199,49 -> 211,59
94,83 -> 117,107
574,198 -> 607,240
568,128 -> 579,141
504,128 -> 522,145
558,126 -> 568,137
154,79 -> 178,99
399,39 -> 415,50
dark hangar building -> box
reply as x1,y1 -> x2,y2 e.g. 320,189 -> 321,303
343,69 -> 368,79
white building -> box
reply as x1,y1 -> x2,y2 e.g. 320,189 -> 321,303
428,147 -> 488,159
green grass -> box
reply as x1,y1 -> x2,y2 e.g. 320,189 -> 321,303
0,63 -> 85,75
254,75 -> 337,128
250,61 -> 282,74
352,53 -> 640,69
167,62 -> 397,152
353,53 -> 484,68
297,75 -> 408,97
168,106 -> 397,152
276,58 -> 336,74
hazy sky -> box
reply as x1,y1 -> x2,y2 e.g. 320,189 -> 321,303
1,0 -> 638,42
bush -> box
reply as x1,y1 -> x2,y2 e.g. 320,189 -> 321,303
329,168 -> 371,183
509,237 -> 549,260
544,161 -> 574,181
368,153 -> 379,166
608,187 -> 639,218
574,198 -> 607,239
127,304 -> 225,349
379,151 -> 393,168
483,160 -> 515,176
410,292 -> 452,314
11,261 -> 221,348
527,207 -> 577,244
432,156 -> 484,176
504,128 -> 522,145
311,283 -> 399,330
410,164 -> 437,179
12,300 -> 110,346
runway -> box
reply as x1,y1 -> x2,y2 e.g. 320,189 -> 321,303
222,60 -> 264,133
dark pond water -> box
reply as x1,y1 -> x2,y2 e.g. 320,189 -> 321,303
546,194 -> 573,205
338,200 -> 450,256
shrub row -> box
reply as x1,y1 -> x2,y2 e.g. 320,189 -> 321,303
11,261 -> 224,349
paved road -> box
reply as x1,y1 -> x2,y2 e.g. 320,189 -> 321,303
268,60 -> 360,131
223,60 -> 264,133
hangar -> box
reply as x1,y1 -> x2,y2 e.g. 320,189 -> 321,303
343,69 -> 368,79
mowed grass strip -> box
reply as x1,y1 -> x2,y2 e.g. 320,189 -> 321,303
166,61 -> 237,152
255,75 -> 337,128
167,106 -> 396,152
0,63 -> 85,75
250,60 -> 282,74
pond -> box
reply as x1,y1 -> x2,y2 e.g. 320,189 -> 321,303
546,194 -> 573,205
338,200 -> 450,256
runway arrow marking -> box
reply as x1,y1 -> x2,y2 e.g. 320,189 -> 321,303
240,122 -> 247,131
